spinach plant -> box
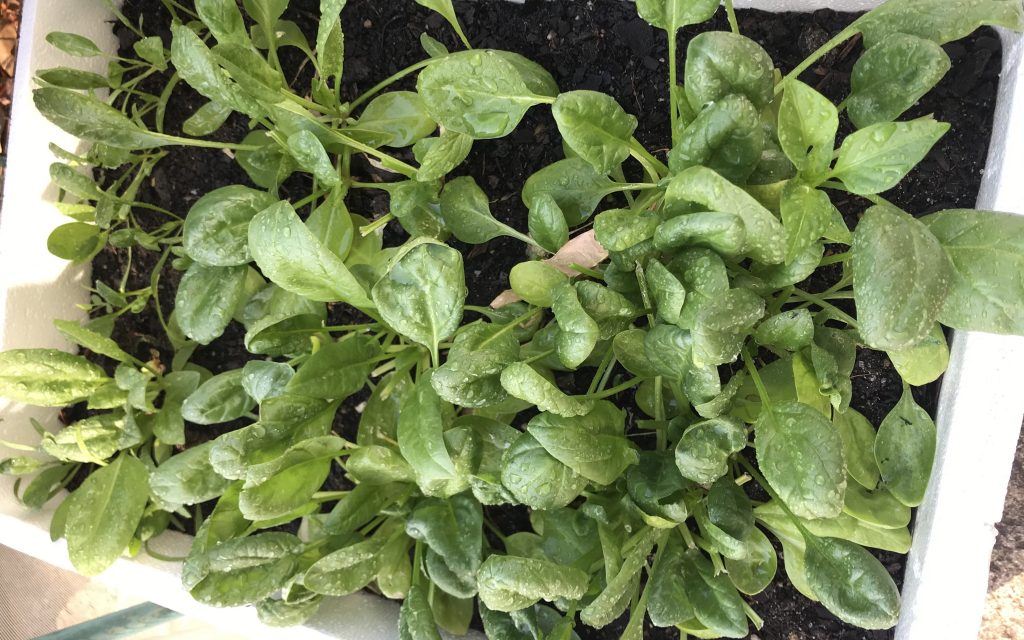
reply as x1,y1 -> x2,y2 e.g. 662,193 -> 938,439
2,0 -> 1024,637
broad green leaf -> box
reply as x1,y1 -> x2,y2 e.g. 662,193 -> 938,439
65,455 -> 149,575
755,401 -> 846,519
647,539 -> 695,627
417,50 -> 548,139
500,363 -> 594,417
388,179 -> 445,240
438,176 -> 527,244
477,555 -> 589,612
704,476 -> 754,555
372,241 -> 466,359
235,131 -> 296,189
780,184 -> 836,264
183,100 -> 232,137
40,413 -> 138,465
346,445 -> 415,485
0,349 -> 107,406
669,93 -> 764,183
666,166 -> 785,264
352,91 -> 436,148
133,36 -> 166,70
34,88 -> 167,149
242,285 -> 326,356
830,118 -> 949,195
398,374 -> 457,496
627,451 -> 692,526
753,308 -> 814,352
847,34 -> 950,128
501,432 -> 587,510
886,323 -> 949,386
285,336 -> 378,400
691,288 -> 765,367
679,551 -> 749,638
925,208 -> 1024,334
643,324 -> 693,380
844,482 -> 911,530
552,90 -> 637,174
399,582 -> 441,640
358,372 -> 413,447
181,370 -> 255,425
249,201 -> 373,310
307,191 -> 354,260
668,248 -> 730,329
646,259 -> 687,325
242,0 -> 288,27
612,329 -> 659,378
175,263 -> 248,345
575,281 -> 641,339
654,211 -> 746,257
305,539 -> 382,596
189,532 -> 301,607
522,158 -> 614,226
595,207 -> 661,252
415,130 -> 473,182
46,32 -> 102,57
489,51 -> 559,98
675,416 -> 747,484
685,31 -> 773,111
317,0 -> 347,83
752,241 -> 823,288
723,526 -> 777,595
47,222 -> 105,263
804,536 -> 900,629
875,387 -> 935,507
777,80 -> 837,180
287,130 -> 339,187
150,442 -> 230,506
432,323 -> 520,408
635,0 -> 720,33
856,0 -> 1024,48
170,24 -> 259,117
54,320 -> 132,363
580,528 -> 658,628
240,436 -> 345,520
407,494 -> 482,595
527,402 -> 635,485
833,408 -> 881,490
551,283 -> 599,369
152,372 -> 200,445
508,261 -> 567,308
38,68 -> 109,90
196,0 -> 247,44
527,194 -> 569,253
852,204 -> 952,350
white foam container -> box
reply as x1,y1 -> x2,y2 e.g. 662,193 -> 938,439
1,1 -> 1021,638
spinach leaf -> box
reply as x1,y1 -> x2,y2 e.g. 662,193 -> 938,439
804,535 -> 900,629
285,336 -> 378,400
522,158 -> 614,226
477,555 -> 589,612
432,322 -> 520,408
675,416 -> 747,484
398,374 -> 458,496
778,80 -> 838,181
856,0 -> 1024,48
406,494 -> 483,596
685,31 -> 773,110
183,185 -> 276,267
551,283 -> 600,369
874,386 -> 936,507
34,88 -> 168,149
150,442 -> 230,506
669,93 -> 764,183
500,363 -> 594,417
0,349 -> 108,406
189,532 -> 301,607
438,176 -> 533,245
182,370 -> 256,425
501,432 -> 587,510
830,117 -> 949,195
553,90 -> 637,174
175,263 -> 249,345
691,288 -> 765,367
527,402 -> 636,485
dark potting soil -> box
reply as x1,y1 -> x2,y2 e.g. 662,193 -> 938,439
74,1 -> 1003,638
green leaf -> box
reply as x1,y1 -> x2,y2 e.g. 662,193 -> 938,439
627,451 -> 692,526
552,91 -> 637,174
852,204 -> 953,350
692,288 -> 764,367
666,166 -> 785,264
833,408 -> 880,490
612,329 -> 659,378
685,31 -> 774,111
477,555 -> 589,612
551,283 -> 599,369
780,184 -> 836,264
635,0 -> 719,33
856,0 -> 1024,48
438,176 -> 527,245
925,208 -> 1024,334
181,370 -> 255,425
235,131 -> 296,189
669,93 -> 764,183
46,32 -> 102,56
753,308 -> 814,352
189,532 -> 301,607
675,416 -> 747,484
399,582 -> 441,640
777,80 -> 838,181
847,34 -> 950,128
647,539 -> 695,627
398,374 -> 457,496
417,50 -> 548,139
317,0 -> 347,83
196,0 -> 248,44
575,282 -> 641,339
595,207 -> 661,253
372,241 -> 466,360
0,349 -> 107,406
527,194 -> 569,253
40,413 -> 138,463
388,179 -> 445,239
646,259 -> 687,326
755,401 -> 847,519
886,323 -> 949,386
804,536 -> 900,629
175,263 -> 248,345
150,442 -> 230,506
242,285 -> 326,356
240,436 -> 345,520
34,88 -> 167,149
183,100 -> 232,136
500,363 -> 594,418
242,0 -> 288,28
170,24 -> 259,117
352,91 -> 435,148
844,482 -> 911,530
874,386 -> 935,507
358,372 -> 413,447
285,336 -> 378,400
47,222 -> 105,263
667,248 -> 729,329
286,130 -> 339,187
527,401 -> 636,485
407,494 -> 482,595
54,320 -> 132,364
522,158 -> 614,226
643,324 -> 693,381
249,201 -> 373,310
580,528 -> 658,628
679,551 -> 749,638
830,117 -> 949,195
723,526 -> 778,595
415,130 -> 473,182
305,538 -> 382,596
38,67 -> 110,90
65,455 -> 149,575
432,323 -> 520,408
184,185 -> 277,266
501,432 -> 587,510
654,211 -> 746,257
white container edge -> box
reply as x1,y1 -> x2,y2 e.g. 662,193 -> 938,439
1,1 -> 1021,639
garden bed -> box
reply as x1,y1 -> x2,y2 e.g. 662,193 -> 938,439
68,1 -> 1006,639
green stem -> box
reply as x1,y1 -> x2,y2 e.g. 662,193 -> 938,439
324,131 -> 418,178
775,26 -> 859,96
741,347 -> 771,411
150,132 -> 263,151
819,250 -> 850,266
791,288 -> 858,327
521,349 -> 555,365
669,30 -> 680,148
587,376 -> 641,399
629,138 -> 669,179
350,59 -> 436,111
820,180 -> 895,208
725,0 -> 740,34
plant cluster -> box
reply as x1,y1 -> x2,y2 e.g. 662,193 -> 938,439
2,0 -> 1024,637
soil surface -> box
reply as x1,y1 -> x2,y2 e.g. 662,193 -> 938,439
81,1 -> 1003,639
